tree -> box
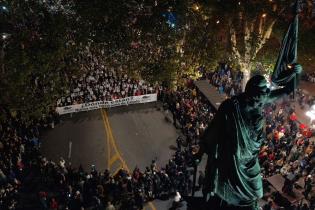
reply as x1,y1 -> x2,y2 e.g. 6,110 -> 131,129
0,0 -> 79,118
200,0 -> 298,88
193,0 -> 315,88
1,0 -> 314,118
178,1 -> 227,76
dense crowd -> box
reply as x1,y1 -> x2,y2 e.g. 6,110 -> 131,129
0,107 -> 58,210
164,64 -> 315,209
255,95 -> 314,209
57,47 -> 157,107
258,91 -> 315,209
162,84 -> 214,145
1,62 -> 315,209
206,63 -> 243,97
34,147 -> 194,210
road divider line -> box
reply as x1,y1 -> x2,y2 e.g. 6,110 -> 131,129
103,110 -> 157,210
100,109 -> 111,169
103,110 -> 129,172
148,202 -> 157,210
113,164 -> 123,176
109,153 -> 119,166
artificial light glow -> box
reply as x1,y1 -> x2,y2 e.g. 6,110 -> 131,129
193,4 -> 200,11
238,2 -> 241,5
216,20 -> 220,24
262,13 -> 267,18
306,105 -> 315,121
306,111 -> 315,120
2,33 -> 10,40
287,64 -> 293,69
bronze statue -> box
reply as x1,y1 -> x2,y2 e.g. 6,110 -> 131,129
195,64 -> 302,210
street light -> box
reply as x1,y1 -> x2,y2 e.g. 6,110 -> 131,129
0,4 -> 10,76
0,5 -> 8,13
193,4 -> 200,11
306,105 -> 315,124
1,33 -> 10,40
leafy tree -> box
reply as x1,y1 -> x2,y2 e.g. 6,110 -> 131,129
1,0 -> 79,118
180,0 -> 314,88
1,0 -> 314,118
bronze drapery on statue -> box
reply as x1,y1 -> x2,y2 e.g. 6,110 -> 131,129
271,0 -> 300,87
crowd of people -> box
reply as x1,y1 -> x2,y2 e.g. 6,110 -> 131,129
34,147 -> 194,210
0,107 -> 58,210
206,63 -> 243,97
162,84 -> 214,145
258,91 -> 315,209
1,60 -> 315,209
164,63 -> 315,209
56,46 -> 157,107
0,105 -> 195,210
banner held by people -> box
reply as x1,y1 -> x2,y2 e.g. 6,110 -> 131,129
56,94 -> 157,115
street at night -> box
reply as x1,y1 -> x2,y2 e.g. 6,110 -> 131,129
1,1 -> 315,210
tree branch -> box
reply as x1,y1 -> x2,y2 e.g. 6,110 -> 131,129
229,20 -> 241,60
253,19 -> 276,59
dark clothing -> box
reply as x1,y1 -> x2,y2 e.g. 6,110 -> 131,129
204,195 -> 258,210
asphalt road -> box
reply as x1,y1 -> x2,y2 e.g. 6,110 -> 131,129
41,110 -> 108,172
41,102 -> 186,210
106,103 -> 180,171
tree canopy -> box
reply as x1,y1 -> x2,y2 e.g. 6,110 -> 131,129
0,0 -> 314,117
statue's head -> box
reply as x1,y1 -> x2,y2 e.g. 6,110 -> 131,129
245,75 -> 270,108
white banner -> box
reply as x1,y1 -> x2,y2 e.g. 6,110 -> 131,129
56,94 -> 157,115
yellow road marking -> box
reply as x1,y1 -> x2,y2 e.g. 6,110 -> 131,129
109,153 -> 119,166
101,109 -> 157,210
113,164 -> 123,176
103,110 -> 129,171
100,109 -> 111,169
148,202 -> 157,210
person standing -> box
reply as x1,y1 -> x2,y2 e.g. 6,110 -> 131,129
304,175 -> 313,199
